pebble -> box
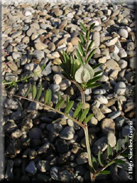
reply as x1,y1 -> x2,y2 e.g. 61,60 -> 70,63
127,42 -> 135,51
119,48 -> 127,58
93,31 -> 100,47
101,118 -> 115,134
28,127 -> 42,139
119,29 -> 128,38
90,116 -> 98,126
93,137 -> 108,154
122,125 -> 130,137
105,59 -> 121,71
92,106 -> 105,121
37,160 -> 50,172
4,99 -> 18,110
25,161 -> 37,175
96,95 -> 108,104
60,79 -> 71,90
130,57 -> 136,69
37,142 -> 50,154
59,126 -> 75,140
108,111 -> 121,119
11,129 -> 22,139
59,169 -> 74,182
50,166 -> 60,181
114,82 -> 126,95
12,52 -> 21,60
76,152 -> 88,165
33,50 -> 45,60
71,37 -> 80,46
118,59 -> 127,69
25,63 -> 35,71
35,42 -> 47,50
107,132 -> 116,147
53,74 -> 62,85
50,84 -> 60,93
105,37 -> 118,47
93,89 -> 106,95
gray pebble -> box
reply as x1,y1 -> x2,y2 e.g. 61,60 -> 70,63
25,161 -> 37,175
59,126 -> 75,140
114,82 -> 126,95
50,166 -> 60,181
76,152 -> 88,165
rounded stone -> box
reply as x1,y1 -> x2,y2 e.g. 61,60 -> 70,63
59,126 -> 75,140
127,42 -> 135,51
93,31 -> 100,47
114,82 -> 126,95
71,37 -> 80,46
53,74 -> 62,85
76,152 -> 88,165
101,118 -> 115,134
119,29 -> 128,38
96,95 -> 108,104
29,128 -> 42,139
107,132 -> 116,147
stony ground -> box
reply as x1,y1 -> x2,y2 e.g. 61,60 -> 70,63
2,1 -> 136,182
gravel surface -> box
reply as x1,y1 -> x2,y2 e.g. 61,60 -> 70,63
2,0 -> 136,182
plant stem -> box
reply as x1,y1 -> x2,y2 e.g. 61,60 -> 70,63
93,146 -> 128,178
9,93 -> 86,129
81,91 -> 95,182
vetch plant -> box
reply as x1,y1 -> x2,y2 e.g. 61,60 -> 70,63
4,23 -> 132,182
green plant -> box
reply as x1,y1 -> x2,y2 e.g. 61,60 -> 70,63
3,23 -> 132,182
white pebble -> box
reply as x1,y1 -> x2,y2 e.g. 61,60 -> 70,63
96,95 -> 108,104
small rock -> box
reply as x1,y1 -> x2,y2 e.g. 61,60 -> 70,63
25,160 -> 36,175
92,106 -> 105,121
29,128 -> 42,139
50,166 -> 60,181
48,42 -> 56,51
25,11 -> 32,16
93,137 -> 108,154
59,126 -> 75,140
42,62 -> 52,76
33,50 -> 45,60
53,74 -> 62,85
130,57 -> 136,69
118,60 -> 127,69
11,129 -> 22,139
59,169 -> 74,182
108,111 -> 121,119
93,89 -> 106,95
127,42 -> 135,51
100,105 -> 112,114
76,152 -> 88,165
93,32 -> 100,47
105,37 -> 118,47
114,82 -> 126,95
107,132 -> 116,147
122,125 -> 130,137
12,52 -> 21,60
50,84 -> 60,93
37,160 -> 50,172
101,118 -> 115,134
20,119 -> 33,132
7,61 -> 18,71
119,48 -> 127,58
37,142 -> 50,154
4,99 -> 18,110
119,29 -> 128,38
35,42 -> 47,50
105,59 -> 121,71
90,116 -> 98,125
71,37 -> 80,46
60,79 -> 71,90
25,63 -> 35,71
96,95 -> 108,104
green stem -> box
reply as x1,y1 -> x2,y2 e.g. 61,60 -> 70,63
9,93 -> 86,129
81,91 -> 95,182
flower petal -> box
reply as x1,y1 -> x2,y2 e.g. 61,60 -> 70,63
84,63 -> 94,79
75,65 -> 84,83
82,69 -> 91,83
